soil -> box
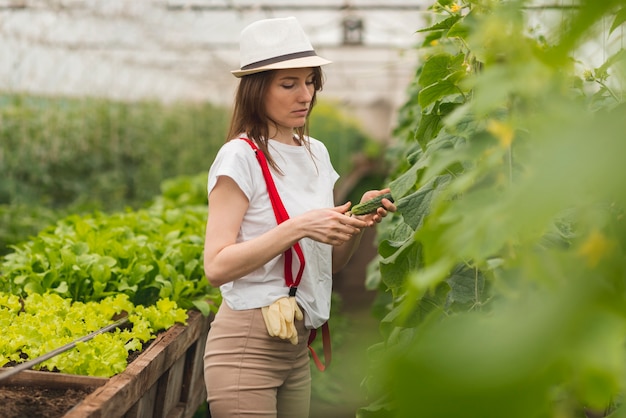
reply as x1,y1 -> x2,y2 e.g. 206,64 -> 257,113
0,343 -> 149,418
0,386 -> 91,418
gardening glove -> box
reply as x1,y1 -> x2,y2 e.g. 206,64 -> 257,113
261,296 -> 303,345
288,296 -> 304,345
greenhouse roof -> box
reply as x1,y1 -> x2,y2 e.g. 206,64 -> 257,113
0,0 -> 427,108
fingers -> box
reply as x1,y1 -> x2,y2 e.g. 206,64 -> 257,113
262,304 -> 282,336
262,297 -> 302,345
351,189 -> 398,226
301,207 -> 366,245
290,296 -> 304,321
381,196 -> 397,213
332,201 -> 352,214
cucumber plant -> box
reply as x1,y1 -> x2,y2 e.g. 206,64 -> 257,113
360,1 -> 626,417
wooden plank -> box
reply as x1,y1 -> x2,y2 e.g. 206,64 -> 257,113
179,326 -> 209,418
184,383 -> 208,418
124,381 -> 157,418
0,369 -> 107,391
180,337 -> 201,404
155,354 -> 186,418
165,405 -> 185,418
64,310 -> 211,418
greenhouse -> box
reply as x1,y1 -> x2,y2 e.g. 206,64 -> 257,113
1,1 -> 625,417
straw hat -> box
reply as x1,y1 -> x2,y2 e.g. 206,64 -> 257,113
231,16 -> 332,78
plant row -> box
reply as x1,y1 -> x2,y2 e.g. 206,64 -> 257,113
0,291 -> 187,377
0,94 -> 230,211
361,1 -> 626,417
0,94 -> 379,214
0,175 -> 216,378
0,174 -> 220,314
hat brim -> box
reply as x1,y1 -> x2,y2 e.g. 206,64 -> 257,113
231,55 -> 332,78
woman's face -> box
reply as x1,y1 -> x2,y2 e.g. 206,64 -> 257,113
264,67 -> 315,140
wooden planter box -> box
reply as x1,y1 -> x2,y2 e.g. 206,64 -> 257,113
1,310 -> 211,418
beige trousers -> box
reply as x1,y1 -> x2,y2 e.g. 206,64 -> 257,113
203,302 -> 311,418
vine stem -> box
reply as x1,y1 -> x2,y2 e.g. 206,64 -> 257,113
596,79 -> 620,102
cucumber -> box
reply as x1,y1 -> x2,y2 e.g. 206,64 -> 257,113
348,192 -> 394,216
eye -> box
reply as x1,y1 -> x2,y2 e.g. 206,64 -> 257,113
281,84 -> 295,89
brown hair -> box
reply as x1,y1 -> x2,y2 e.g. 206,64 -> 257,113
226,67 -> 324,173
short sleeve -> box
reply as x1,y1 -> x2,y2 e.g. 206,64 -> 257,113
207,140 -> 260,201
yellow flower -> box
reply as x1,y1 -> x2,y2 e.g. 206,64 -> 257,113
583,69 -> 594,82
450,3 -> 461,13
577,230 -> 613,267
486,119 -> 514,148
430,39 -> 439,47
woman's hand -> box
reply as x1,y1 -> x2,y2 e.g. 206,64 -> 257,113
296,202 -> 368,246
329,189 -> 397,272
297,188 -> 397,247
352,188 -> 397,227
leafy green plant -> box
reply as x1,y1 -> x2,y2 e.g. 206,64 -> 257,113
0,204 -> 63,256
0,94 -> 229,211
0,93 -> 382,214
360,1 -> 626,417
0,292 -> 187,377
0,174 -> 220,315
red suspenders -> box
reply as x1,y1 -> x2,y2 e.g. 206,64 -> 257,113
240,138 -> 331,371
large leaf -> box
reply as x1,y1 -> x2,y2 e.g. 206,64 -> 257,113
380,239 -> 422,292
397,175 -> 451,231
419,53 -> 465,89
597,49 -> 626,76
445,263 -> 487,311
389,163 -> 419,199
417,15 -> 461,34
415,112 -> 443,149
609,7 -> 626,34
418,70 -> 466,109
447,19 -> 469,39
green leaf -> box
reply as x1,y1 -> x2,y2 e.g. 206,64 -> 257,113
418,70 -> 466,109
417,15 -> 461,34
191,299 -> 214,316
380,239 -> 422,292
418,53 -> 465,89
398,175 -> 451,231
396,190 -> 429,232
408,257 -> 453,293
420,30 -> 444,47
415,112 -> 443,149
53,281 -> 69,294
446,264 -> 487,311
447,19 -> 469,39
389,162 -> 420,198
609,7 -> 626,35
597,49 -> 626,76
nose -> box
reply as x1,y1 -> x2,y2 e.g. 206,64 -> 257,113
298,83 -> 313,103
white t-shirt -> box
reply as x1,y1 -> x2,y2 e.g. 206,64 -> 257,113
207,136 -> 340,329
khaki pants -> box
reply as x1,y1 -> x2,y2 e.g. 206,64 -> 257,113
204,302 -> 311,418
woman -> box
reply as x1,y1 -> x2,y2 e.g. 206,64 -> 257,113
203,16 -> 396,418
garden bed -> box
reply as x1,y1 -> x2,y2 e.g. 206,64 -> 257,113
0,310 -> 211,418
